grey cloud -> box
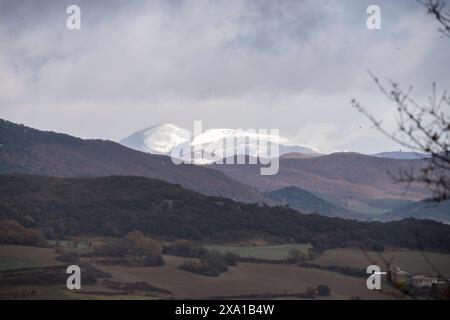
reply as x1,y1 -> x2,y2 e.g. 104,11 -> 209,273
0,0 -> 449,153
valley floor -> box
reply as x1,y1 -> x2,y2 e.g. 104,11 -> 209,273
94,255 -> 400,300
3,244 -> 447,300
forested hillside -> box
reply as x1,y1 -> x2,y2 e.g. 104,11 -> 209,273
1,175 -> 449,253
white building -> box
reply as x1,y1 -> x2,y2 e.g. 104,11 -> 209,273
411,275 -> 439,288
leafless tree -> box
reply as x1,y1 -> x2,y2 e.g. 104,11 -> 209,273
352,78 -> 450,202
419,0 -> 450,37
352,0 -> 450,202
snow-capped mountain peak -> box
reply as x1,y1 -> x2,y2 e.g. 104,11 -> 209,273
120,124 -> 319,161
120,124 -> 190,154
191,128 -> 284,146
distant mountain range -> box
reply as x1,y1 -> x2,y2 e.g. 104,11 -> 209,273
1,118 -> 443,223
0,119 -> 265,203
373,151 -> 431,160
120,124 -> 319,163
264,185 -> 449,223
212,152 -> 431,215
120,125 -> 431,163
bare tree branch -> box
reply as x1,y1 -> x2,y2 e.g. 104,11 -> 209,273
419,0 -> 450,37
352,75 -> 450,202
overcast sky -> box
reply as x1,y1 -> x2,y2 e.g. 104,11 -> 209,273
0,0 -> 449,153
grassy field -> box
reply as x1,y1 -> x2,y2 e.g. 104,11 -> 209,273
1,244 -> 447,300
0,244 -> 396,300
312,248 -> 450,278
206,244 -> 311,260
95,255 -> 401,300
0,245 -> 60,267
0,285 -> 73,300
0,258 -> 35,271
0,245 -> 68,299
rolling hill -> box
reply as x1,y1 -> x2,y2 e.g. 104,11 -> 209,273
382,200 -> 450,223
1,174 -> 450,252
264,186 -> 363,220
373,151 -> 430,160
212,153 -> 431,214
0,119 -> 265,203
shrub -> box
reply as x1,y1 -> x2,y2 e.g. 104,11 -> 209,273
180,252 -> 228,277
180,259 -> 209,275
307,247 -> 320,260
93,238 -> 128,257
316,285 -> 331,296
223,252 -> 239,266
142,254 -> 164,266
126,231 -> 163,265
306,286 -> 316,298
287,249 -> 308,263
205,251 -> 228,273
54,244 -> 65,255
92,231 -> 164,266
163,239 -> 209,258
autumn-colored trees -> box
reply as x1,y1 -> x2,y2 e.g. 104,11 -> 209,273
92,231 -> 164,266
180,251 -> 229,277
163,239 -> 209,258
0,220 -> 47,246
125,231 -> 164,265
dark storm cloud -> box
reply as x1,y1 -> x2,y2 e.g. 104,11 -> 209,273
0,0 -> 448,153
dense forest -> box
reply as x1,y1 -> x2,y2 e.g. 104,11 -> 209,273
1,174 -> 450,252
